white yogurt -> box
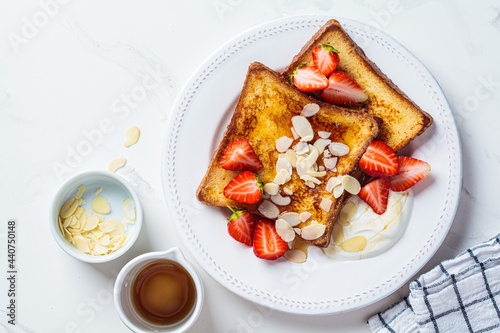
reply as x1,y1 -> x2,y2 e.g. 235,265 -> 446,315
322,189 -> 413,260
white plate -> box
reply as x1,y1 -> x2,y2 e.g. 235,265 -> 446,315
161,15 -> 462,315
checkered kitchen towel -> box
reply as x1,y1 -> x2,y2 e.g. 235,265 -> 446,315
368,234 -> 500,333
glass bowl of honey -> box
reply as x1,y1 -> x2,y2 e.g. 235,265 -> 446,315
114,247 -> 204,332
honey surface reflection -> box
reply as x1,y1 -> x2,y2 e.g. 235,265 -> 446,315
131,259 -> 196,325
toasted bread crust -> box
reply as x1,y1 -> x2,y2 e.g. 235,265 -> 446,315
283,19 -> 433,152
197,62 -> 381,247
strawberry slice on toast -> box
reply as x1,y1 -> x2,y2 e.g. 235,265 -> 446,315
321,71 -> 368,105
312,43 -> 340,77
224,171 -> 263,204
221,139 -> 263,171
291,65 -> 328,92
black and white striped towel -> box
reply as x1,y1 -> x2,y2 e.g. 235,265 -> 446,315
368,234 -> 500,333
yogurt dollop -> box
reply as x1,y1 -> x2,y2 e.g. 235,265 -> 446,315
323,189 -> 413,260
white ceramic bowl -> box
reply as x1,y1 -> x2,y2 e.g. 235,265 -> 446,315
49,170 -> 143,263
114,247 -> 204,333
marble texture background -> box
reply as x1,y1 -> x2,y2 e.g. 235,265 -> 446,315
0,0 -> 499,332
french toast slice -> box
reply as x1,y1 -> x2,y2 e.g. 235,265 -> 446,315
197,62 -> 381,247
282,19 -> 433,152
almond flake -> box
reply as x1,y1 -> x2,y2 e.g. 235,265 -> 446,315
326,177 -> 342,193
307,170 -> 326,178
107,217 -> 125,237
276,136 -> 293,153
324,150 -> 331,157
122,199 -> 136,221
329,142 -> 350,157
296,158 -> 309,177
300,103 -> 320,117
300,175 -> 321,185
73,235 -> 91,253
340,236 -> 367,252
99,222 -> 116,234
299,211 -> 312,222
75,185 -> 85,200
95,187 -> 103,195
318,131 -> 331,139
264,183 -> 279,196
108,157 -> 127,173
284,150 -> 297,167
305,147 -> 319,167
100,234 -> 111,246
339,201 -> 357,224
273,169 -> 291,185
282,187 -> 293,196
111,236 -> 126,252
333,184 -> 344,199
305,181 -> 316,188
275,219 -> 295,242
291,116 -> 314,142
124,126 -> 140,147
279,212 -> 301,227
276,155 -> 292,175
91,229 -> 103,238
84,215 -> 99,231
342,175 -> 361,195
91,197 -> 110,214
94,243 -> 109,255
294,142 -> 309,155
120,167 -> 135,175
313,139 -> 331,155
270,193 -> 291,206
60,198 -> 78,219
301,224 -> 326,240
284,249 -> 307,263
290,127 -> 299,140
324,157 -> 338,170
320,197 -> 333,212
258,200 -> 280,219
332,222 -> 345,244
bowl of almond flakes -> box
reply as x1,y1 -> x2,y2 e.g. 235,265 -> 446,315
50,170 -> 143,263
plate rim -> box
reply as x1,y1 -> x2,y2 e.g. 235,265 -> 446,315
161,14 -> 462,315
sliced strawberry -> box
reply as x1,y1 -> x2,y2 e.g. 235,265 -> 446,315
359,140 -> 399,177
358,177 -> 390,215
224,171 -> 263,204
253,219 -> 287,260
227,207 -> 255,246
321,71 -> 368,105
390,156 -> 431,192
312,43 -> 340,76
221,139 -> 263,171
291,65 -> 328,92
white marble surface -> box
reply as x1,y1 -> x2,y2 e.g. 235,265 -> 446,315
0,0 -> 499,332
